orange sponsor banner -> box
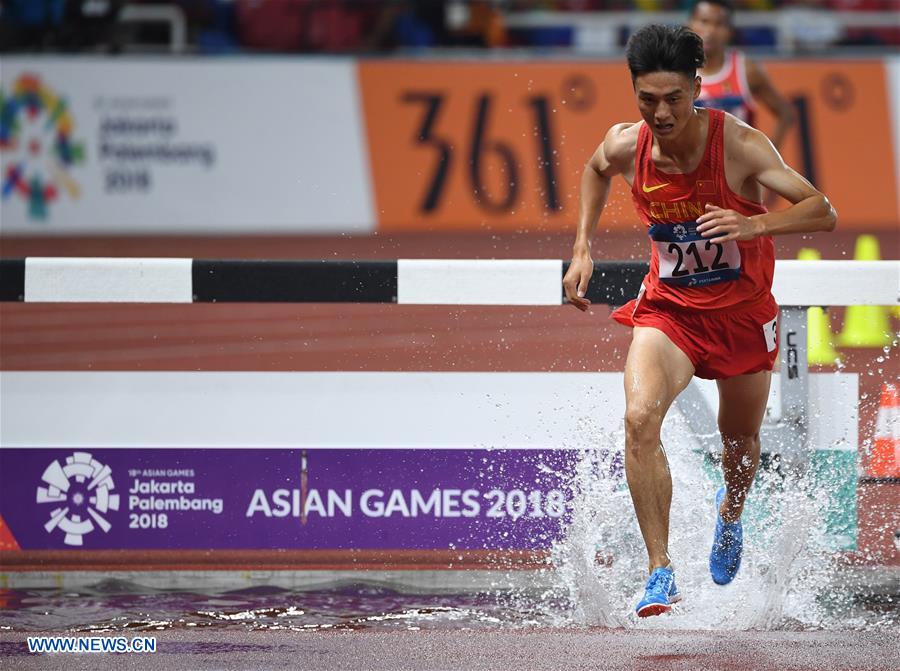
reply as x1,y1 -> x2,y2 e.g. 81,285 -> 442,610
359,60 -> 898,233
359,62 -> 638,233
758,61 -> 898,229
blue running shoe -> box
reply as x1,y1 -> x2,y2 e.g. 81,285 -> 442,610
635,566 -> 682,618
709,486 -> 743,585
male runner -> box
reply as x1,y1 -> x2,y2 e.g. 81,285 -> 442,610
689,0 -> 795,149
562,24 -> 835,618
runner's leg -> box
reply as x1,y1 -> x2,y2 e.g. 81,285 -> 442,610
624,326 -> 695,573
716,370 -> 772,522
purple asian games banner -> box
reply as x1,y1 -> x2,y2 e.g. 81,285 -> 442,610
0,449 -> 588,551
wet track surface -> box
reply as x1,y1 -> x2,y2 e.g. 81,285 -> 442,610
1,628 -> 899,671
1,579 -> 897,633
1,580 -> 898,669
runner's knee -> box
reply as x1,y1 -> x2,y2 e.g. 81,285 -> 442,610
720,432 -> 760,451
624,407 -> 664,451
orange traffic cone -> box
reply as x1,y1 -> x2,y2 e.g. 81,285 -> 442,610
0,513 -> 19,551
797,248 -> 840,365
836,235 -> 893,347
869,383 -> 900,478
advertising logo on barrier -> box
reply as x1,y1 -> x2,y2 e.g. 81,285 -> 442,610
0,73 -> 85,220
1,448 -> 583,551
0,59 -> 375,234
37,452 -> 121,546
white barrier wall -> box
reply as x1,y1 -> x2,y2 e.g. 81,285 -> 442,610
0,371 -> 859,553
0,371 -> 857,452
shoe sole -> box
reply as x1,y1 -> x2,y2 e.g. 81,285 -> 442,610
636,602 -> 671,618
636,594 -> 680,618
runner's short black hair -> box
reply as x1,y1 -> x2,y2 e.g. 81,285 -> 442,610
626,25 -> 705,82
689,0 -> 735,21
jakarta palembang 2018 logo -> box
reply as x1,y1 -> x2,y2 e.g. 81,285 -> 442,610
37,452 -> 120,546
0,73 -> 85,220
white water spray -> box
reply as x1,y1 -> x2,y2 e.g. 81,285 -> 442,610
553,409 -> 848,631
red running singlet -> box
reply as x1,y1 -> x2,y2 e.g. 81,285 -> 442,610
697,51 -> 756,128
620,108 -> 775,313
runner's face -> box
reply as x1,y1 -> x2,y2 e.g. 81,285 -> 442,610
633,72 -> 700,141
688,2 -> 732,59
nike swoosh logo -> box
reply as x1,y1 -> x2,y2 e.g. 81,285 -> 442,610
642,182 -> 670,193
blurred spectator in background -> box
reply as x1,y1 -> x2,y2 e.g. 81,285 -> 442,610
1,0 -> 122,52
688,0 -> 795,149
0,0 -> 67,52
779,0 -> 843,52
826,0 -> 900,47
459,0 -> 508,47
235,0 -> 378,52
372,1 -> 507,50
234,0 -> 507,53
365,1 -> 452,50
60,0 -> 123,51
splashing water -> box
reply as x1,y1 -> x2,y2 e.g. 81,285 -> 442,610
550,409 -> 881,632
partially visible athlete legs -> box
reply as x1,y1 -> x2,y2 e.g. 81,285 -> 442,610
625,327 -> 694,616
710,370 -> 771,584
717,370 -> 770,519
624,327 -> 695,573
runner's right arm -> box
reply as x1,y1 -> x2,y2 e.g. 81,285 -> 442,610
564,123 -> 634,311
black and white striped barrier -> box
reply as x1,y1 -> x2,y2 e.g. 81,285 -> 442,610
0,258 -> 896,306
4,256 -> 895,470
0,256 -> 897,470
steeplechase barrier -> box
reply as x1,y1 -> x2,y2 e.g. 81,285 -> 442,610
0,258 -> 896,590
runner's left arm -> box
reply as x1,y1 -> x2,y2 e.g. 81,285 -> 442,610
696,128 -> 836,244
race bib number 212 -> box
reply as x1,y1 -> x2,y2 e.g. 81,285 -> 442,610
649,222 -> 741,287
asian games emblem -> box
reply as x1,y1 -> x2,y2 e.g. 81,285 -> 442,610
36,452 -> 120,546
0,73 -> 85,220
673,224 -> 688,240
